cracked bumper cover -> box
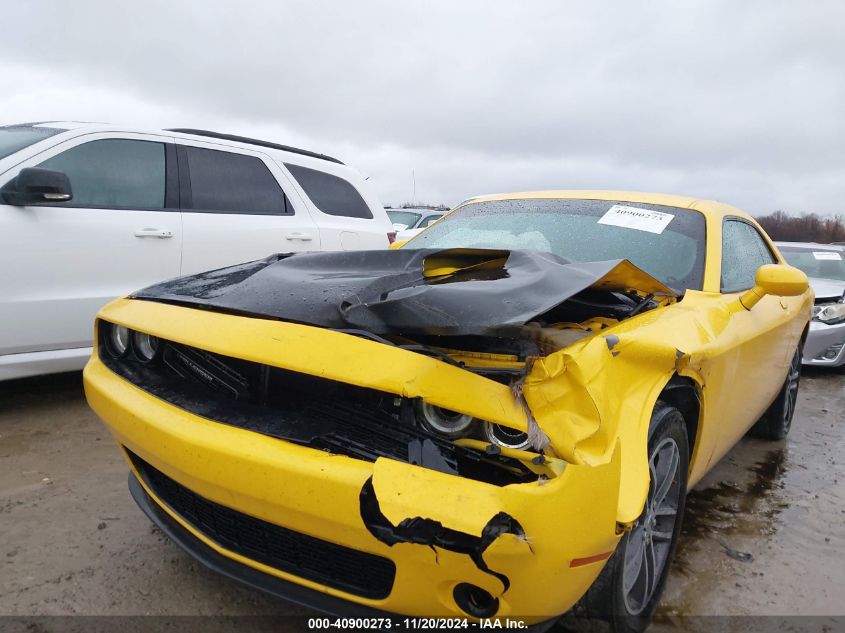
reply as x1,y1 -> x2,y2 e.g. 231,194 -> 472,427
85,354 -> 623,619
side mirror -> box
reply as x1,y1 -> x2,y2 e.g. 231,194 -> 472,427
739,264 -> 809,310
389,239 -> 409,250
1,167 -> 73,206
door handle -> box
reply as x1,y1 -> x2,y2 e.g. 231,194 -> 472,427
134,228 -> 173,239
285,232 -> 313,241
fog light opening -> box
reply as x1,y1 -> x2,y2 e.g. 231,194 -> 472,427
815,343 -> 843,361
453,583 -> 499,618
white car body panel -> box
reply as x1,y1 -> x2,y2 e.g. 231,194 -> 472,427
395,227 -> 425,241
0,123 -> 392,380
0,131 -> 182,357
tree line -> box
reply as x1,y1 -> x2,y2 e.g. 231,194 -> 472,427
756,211 -> 845,243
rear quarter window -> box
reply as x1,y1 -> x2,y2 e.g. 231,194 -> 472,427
285,163 -> 373,219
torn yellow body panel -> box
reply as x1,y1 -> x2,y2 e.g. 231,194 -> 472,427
521,283 -> 811,523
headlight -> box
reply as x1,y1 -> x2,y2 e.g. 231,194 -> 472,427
103,323 -> 130,358
483,421 -> 530,450
133,331 -> 161,363
417,402 -> 475,438
814,303 -> 845,325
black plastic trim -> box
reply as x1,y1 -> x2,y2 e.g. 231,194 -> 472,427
128,472 -> 397,618
167,128 -> 344,164
164,143 -> 179,209
127,450 -> 396,599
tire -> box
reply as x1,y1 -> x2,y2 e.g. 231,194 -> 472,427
749,345 -> 801,441
563,403 -> 689,633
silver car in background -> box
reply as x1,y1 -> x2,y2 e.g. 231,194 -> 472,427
386,207 -> 446,242
777,241 -> 845,367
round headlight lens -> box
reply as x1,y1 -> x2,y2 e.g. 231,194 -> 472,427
133,331 -> 161,362
417,402 -> 475,438
104,324 -> 130,358
483,421 -> 530,450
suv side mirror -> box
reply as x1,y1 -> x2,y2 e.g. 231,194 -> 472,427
740,264 -> 809,310
1,167 -> 73,206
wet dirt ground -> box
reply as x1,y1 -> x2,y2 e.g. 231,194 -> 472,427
0,369 -> 843,630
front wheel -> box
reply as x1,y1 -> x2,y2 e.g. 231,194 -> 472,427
567,403 -> 689,633
750,345 -> 801,441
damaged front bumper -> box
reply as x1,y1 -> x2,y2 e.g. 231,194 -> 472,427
802,318 -> 845,366
84,301 -> 625,620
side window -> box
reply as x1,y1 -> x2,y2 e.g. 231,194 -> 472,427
721,220 -> 777,292
38,139 -> 165,209
285,163 -> 373,219
419,215 -> 440,228
183,146 -> 288,215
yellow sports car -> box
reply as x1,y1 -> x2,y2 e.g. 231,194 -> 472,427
84,191 -> 811,631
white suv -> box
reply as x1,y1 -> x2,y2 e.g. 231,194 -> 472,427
0,122 -> 394,381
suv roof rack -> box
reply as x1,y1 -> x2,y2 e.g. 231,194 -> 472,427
166,128 -> 344,165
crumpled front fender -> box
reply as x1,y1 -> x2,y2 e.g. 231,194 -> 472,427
522,330 -> 685,524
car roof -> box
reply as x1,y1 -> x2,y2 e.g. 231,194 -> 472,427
465,190 -> 753,221
16,122 -> 344,166
775,241 -> 845,251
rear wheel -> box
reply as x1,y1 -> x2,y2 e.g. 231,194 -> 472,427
750,345 -> 801,441
565,403 -> 689,633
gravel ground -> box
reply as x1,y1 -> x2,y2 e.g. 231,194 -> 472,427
0,368 -> 842,631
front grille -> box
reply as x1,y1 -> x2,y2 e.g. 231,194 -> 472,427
127,449 -> 396,599
98,324 -> 535,486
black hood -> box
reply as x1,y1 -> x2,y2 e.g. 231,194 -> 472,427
133,249 -> 674,338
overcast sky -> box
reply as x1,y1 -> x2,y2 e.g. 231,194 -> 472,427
2,1 -> 843,215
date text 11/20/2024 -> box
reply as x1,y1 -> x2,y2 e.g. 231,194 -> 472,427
307,618 -> 530,629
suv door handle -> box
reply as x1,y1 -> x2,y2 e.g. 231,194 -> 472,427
134,228 -> 173,239
285,232 -> 313,241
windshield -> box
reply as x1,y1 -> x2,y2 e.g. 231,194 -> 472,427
0,125 -> 64,160
387,210 -> 421,231
780,246 -> 845,282
405,198 -> 707,291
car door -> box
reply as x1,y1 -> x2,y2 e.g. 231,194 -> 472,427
0,133 -> 181,357
176,141 -> 321,275
708,218 -> 802,461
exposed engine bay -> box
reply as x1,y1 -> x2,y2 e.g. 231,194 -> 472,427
104,249 -> 676,483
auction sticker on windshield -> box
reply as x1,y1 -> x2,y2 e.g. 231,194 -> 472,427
813,251 -> 842,260
597,204 -> 675,234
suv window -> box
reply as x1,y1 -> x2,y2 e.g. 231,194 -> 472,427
721,219 -> 777,292
285,163 -> 373,219
184,146 -> 288,215
38,139 -> 165,209
0,125 -> 64,160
